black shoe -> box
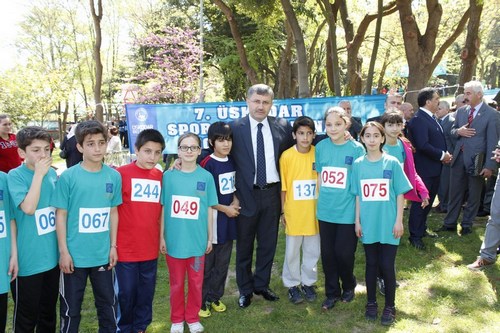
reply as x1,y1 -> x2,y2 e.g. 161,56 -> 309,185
377,277 -> 385,296
254,288 -> 279,301
321,297 -> 339,310
423,230 -> 438,238
381,306 -> 396,326
288,286 -> 304,304
341,289 -> 355,303
365,302 -> 378,321
435,225 -> 457,233
301,285 -> 317,302
409,238 -> 425,250
476,210 -> 490,217
238,294 -> 252,308
460,227 -> 473,236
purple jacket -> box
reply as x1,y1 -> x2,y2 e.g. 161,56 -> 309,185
401,138 -> 429,202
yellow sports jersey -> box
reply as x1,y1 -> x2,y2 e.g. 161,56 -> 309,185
279,145 -> 319,236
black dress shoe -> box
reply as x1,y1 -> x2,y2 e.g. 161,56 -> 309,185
435,225 -> 457,232
476,210 -> 490,217
238,294 -> 252,308
254,288 -> 280,301
409,238 -> 425,250
460,227 -> 472,236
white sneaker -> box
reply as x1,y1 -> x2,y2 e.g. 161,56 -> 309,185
188,322 -> 204,333
171,322 -> 185,333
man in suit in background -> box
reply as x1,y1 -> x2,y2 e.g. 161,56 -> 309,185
366,93 -> 403,123
407,88 -> 452,249
435,101 -> 456,214
438,81 -> 499,235
338,100 -> 362,140
230,84 -> 294,308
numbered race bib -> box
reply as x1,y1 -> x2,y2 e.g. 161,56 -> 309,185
78,207 -> 110,233
131,178 -> 161,203
218,171 -> 236,195
35,207 -> 56,236
293,179 -> 317,200
0,211 -> 6,239
321,167 -> 347,189
171,195 -> 200,220
360,179 -> 390,201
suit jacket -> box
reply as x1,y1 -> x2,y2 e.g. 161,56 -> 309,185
349,116 -> 363,140
440,112 -> 456,156
229,116 -> 294,216
450,104 -> 499,171
407,109 -> 447,178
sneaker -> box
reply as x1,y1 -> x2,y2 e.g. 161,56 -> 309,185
341,289 -> 355,303
301,284 -> 317,302
187,322 -> 204,333
381,306 -> 396,326
170,322 -> 184,333
377,277 -> 385,296
321,297 -> 339,310
211,300 -> 227,312
467,257 -> 494,271
288,286 -> 304,304
365,302 -> 378,321
198,304 -> 211,318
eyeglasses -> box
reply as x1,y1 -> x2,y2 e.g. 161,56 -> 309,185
178,146 -> 201,152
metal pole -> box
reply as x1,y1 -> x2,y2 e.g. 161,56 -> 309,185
199,0 -> 204,102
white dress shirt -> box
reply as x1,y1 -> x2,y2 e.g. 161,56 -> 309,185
249,116 -> 280,184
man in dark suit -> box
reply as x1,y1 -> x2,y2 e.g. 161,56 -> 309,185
438,81 -> 499,235
338,100 -> 362,140
435,101 -> 456,213
407,88 -> 452,249
230,84 -> 294,308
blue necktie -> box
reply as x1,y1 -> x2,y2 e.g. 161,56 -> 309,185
256,123 -> 266,187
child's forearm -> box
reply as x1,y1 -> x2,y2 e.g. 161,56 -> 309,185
396,194 -> 404,224
207,207 -> 214,243
19,173 -> 45,215
55,209 -> 69,254
109,207 -> 118,246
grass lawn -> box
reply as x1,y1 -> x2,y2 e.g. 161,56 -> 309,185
6,202 -> 499,332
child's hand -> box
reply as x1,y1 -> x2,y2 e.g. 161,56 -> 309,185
160,238 -> 167,255
59,252 -> 74,274
225,205 -> 241,218
280,214 -> 286,227
108,247 -> 117,270
421,198 -> 429,209
355,222 -> 362,238
8,255 -> 18,281
35,156 -> 53,176
205,241 -> 212,254
393,221 -> 404,239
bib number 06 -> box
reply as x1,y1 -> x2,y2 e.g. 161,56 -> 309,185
35,207 -> 56,236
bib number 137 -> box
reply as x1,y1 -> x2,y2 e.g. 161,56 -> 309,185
360,179 -> 389,201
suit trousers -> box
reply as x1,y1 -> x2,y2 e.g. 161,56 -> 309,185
236,186 -> 280,295
11,265 -> 59,333
282,234 -> 320,288
202,241 -> 233,304
59,266 -> 118,333
115,259 -> 157,333
444,152 -> 484,228
437,164 -> 451,211
480,176 -> 500,262
409,175 -> 440,240
0,293 -> 7,333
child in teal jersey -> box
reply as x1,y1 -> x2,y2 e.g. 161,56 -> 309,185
51,121 -> 122,333
351,122 -> 412,326
160,133 -> 218,333
8,126 -> 59,332
0,172 -> 17,333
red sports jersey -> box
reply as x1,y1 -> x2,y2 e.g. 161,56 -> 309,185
116,162 -> 163,262
0,133 -> 22,173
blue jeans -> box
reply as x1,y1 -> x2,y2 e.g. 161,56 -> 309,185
115,260 -> 157,333
59,266 -> 118,333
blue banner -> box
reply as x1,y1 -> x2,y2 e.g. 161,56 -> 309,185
125,95 -> 386,154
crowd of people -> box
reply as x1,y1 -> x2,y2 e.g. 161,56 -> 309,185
0,80 -> 498,333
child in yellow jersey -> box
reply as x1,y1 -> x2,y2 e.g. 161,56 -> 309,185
279,116 -> 320,304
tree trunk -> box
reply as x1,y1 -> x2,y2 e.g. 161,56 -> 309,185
457,0 -> 483,93
277,20 -> 294,99
365,0 -> 384,95
319,0 -> 341,96
213,0 -> 258,85
397,0 -> 469,105
90,0 -> 104,122
280,0 -> 310,98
